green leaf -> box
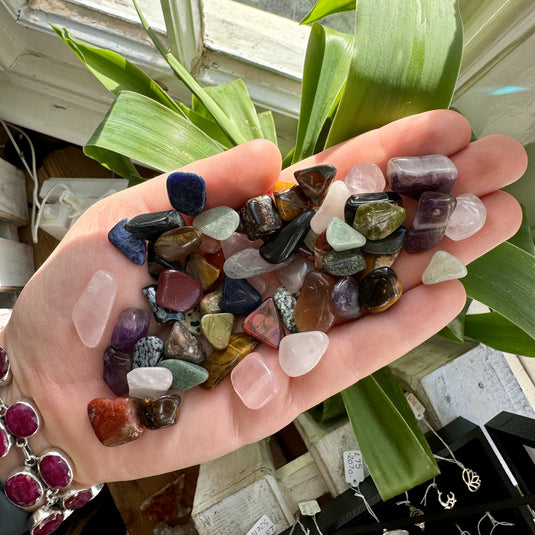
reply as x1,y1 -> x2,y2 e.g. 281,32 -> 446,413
84,91 -> 224,173
291,23 -> 352,163
325,0 -> 463,147
301,0 -> 356,24
308,394 -> 347,424
51,25 -> 184,117
181,106 -> 233,149
508,204 -> 535,255
438,298 -> 472,343
341,367 -> 439,500
257,111 -> 278,146
462,242 -> 535,340
464,312 -> 535,357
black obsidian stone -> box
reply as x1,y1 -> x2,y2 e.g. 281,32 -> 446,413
344,192 -> 403,226
125,210 -> 185,241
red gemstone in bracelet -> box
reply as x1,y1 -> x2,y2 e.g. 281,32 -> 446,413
38,450 -> 73,489
5,469 -> 45,508
4,400 -> 40,438
63,488 -> 93,510
0,420 -> 13,457
29,506 -> 65,535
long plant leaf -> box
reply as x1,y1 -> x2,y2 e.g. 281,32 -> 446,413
508,204 -> 535,255
341,367 -> 439,500
257,111 -> 278,146
291,23 -> 352,163
325,0 -> 463,147
465,312 -> 535,357
438,298 -> 472,343
301,0 -> 356,24
84,91 -> 224,173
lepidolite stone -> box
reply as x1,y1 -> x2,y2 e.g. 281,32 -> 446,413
125,210 -> 185,241
164,321 -> 205,364
273,182 -> 311,221
344,163 -> 386,194
127,367 -> 173,399
87,397 -> 144,447
344,192 -> 402,226
154,227 -> 203,263
243,298 -> 285,349
387,154 -> 457,199
331,276 -> 362,320
0,346 -> 11,386
158,359 -> 209,391
240,195 -> 282,240
103,346 -> 132,396
166,171 -> 206,216
5,401 -> 39,438
108,218 -> 147,265
139,393 -> 181,429
279,331 -> 329,377
421,250 -> 467,284
38,451 -> 73,489
221,277 -> 262,316
445,193 -> 487,241
201,313 -> 234,350
326,217 -> 366,251
5,470 -> 44,508
404,191 -> 456,253
193,206 -> 240,240
359,267 -> 402,313
156,269 -> 204,312
111,307 -> 151,351
310,181 -> 350,234
133,336 -> 164,368
294,164 -> 337,207
142,284 -> 185,324
353,201 -> 406,240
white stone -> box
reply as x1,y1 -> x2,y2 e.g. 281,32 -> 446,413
127,367 -> 173,399
344,163 -> 385,194
193,206 -> 240,241
445,193 -> 487,241
325,217 -> 366,251
279,331 -> 330,377
276,255 -> 315,294
310,181 -> 350,234
223,248 -> 292,279
421,251 -> 467,285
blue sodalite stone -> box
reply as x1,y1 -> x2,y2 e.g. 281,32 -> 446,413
142,284 -> 185,324
133,336 -> 164,368
166,172 -> 207,216
221,278 -> 262,316
108,218 -> 147,265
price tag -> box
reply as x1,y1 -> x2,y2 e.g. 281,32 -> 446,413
298,500 -> 321,516
246,515 -> 277,535
405,392 -> 425,420
343,450 -> 364,485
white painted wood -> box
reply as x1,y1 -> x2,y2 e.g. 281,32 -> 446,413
0,237 -> 34,289
0,158 -> 29,226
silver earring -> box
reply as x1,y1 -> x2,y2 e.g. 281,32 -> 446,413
396,491 -> 425,531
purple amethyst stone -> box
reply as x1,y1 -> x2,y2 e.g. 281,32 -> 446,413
111,307 -> 151,350
103,346 -> 132,396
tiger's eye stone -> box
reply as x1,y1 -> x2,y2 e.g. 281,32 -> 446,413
154,227 -> 203,263
293,271 -> 336,333
166,171 -> 206,216
125,210 -> 185,241
273,183 -> 311,221
243,298 -> 285,349
186,253 -> 221,291
139,393 -> 181,430
353,201 -> 406,240
359,267 -> 402,313
221,277 -> 263,316
404,192 -> 456,253
344,192 -> 402,226
156,270 -> 204,313
201,313 -> 234,350
164,321 -> 205,364
239,195 -> 282,240
202,333 -> 259,389
294,164 -> 337,207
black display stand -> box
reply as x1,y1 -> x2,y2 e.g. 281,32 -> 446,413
280,413 -> 535,535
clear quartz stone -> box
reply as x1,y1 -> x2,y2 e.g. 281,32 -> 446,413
276,255 -> 315,294
193,206 -> 240,240
445,193 -> 487,241
127,367 -> 173,399
344,163 -> 386,194
223,248 -> 292,279
310,181 -> 350,234
278,331 -> 330,377
220,233 -> 263,259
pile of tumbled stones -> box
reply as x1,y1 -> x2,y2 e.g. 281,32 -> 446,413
87,154 -> 485,446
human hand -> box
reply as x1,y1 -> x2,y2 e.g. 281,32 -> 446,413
0,109 -> 527,487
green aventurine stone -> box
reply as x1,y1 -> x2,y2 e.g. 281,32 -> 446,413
353,201 -> 406,240
193,206 -> 240,241
201,313 -> 234,350
326,217 -> 366,251
158,359 -> 209,391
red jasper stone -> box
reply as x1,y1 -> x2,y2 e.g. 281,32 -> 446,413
5,401 -> 39,438
243,298 -> 285,349
33,511 -> 64,535
39,452 -> 73,489
64,489 -> 93,510
155,269 -> 203,313
87,397 -> 144,447
5,471 -> 44,508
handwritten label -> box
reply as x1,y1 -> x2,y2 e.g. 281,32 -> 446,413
405,392 -> 425,420
299,500 -> 321,516
343,450 -> 364,485
246,515 -> 277,535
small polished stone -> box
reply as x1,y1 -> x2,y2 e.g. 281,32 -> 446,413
139,393 -> 181,430
72,270 -> 118,348
422,251 -> 467,284
63,489 -> 94,510
87,397 -> 144,447
111,307 -> 151,351
276,255 -> 314,294
5,471 -> 44,508
186,253 -> 221,290
273,286 -> 299,334
353,201 -> 406,240
260,210 -> 314,264
361,226 -> 406,255
445,193 -> 487,241
294,164 -> 337,206
5,401 -> 39,438
156,269 -> 204,312
273,182 -> 311,221
147,243 -> 184,279
158,359 -> 209,390
0,346 -> 11,386
361,251 -> 400,276
310,181 -> 350,234
200,288 -> 223,315
193,206 -> 240,240
344,163 -> 386,194
133,336 -> 164,368
108,218 -> 147,265
404,192 -> 456,253
201,333 -> 259,389
314,231 -> 366,276
331,277 -> 363,320
231,352 -> 280,409
240,195 -> 282,240
164,321 -> 205,364
38,451 -> 73,489
303,228 -> 319,253
154,227 -> 203,263
125,210 -> 185,241
279,331 -> 329,377
344,192 -> 402,226
293,271 -> 336,333
224,247 -> 292,279
180,306 -> 203,335
243,298 -> 285,349
142,284 -> 185,324
103,346 -> 132,396
127,367 -> 173,399
166,171 -> 206,216
387,154 -> 457,199
359,267 -> 402,313
220,232 -> 263,259
201,313 -> 234,350
221,277 -> 263,316
198,234 -> 222,254
326,217 -> 366,251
